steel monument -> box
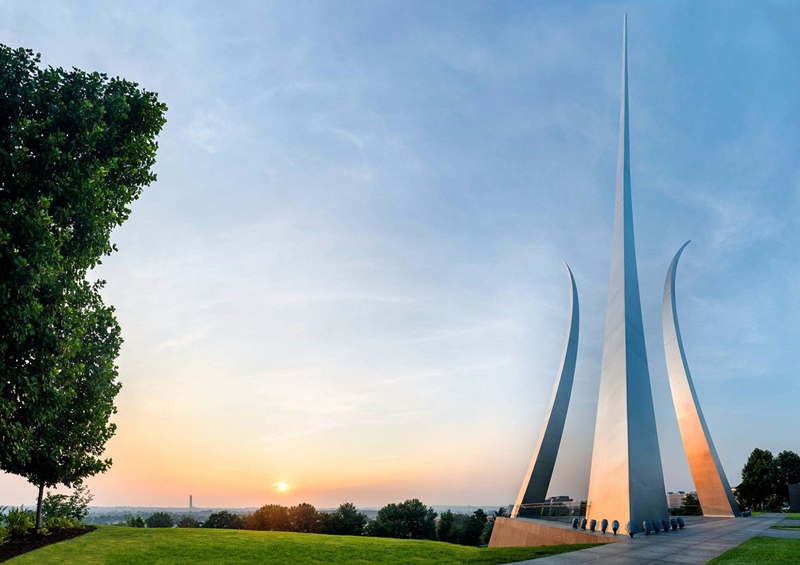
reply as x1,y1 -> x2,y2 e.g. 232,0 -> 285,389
497,16 -> 740,546
663,242 -> 741,517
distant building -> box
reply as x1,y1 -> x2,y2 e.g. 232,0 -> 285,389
189,494 -> 193,509
666,491 -> 686,509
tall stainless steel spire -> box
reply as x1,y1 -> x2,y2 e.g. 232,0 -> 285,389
663,242 -> 741,517
586,15 -> 668,531
511,263 -> 579,518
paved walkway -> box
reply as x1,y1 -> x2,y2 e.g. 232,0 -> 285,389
504,513 -> 790,565
761,517 -> 800,539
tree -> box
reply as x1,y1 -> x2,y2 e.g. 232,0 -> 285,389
776,450 -> 800,503
125,516 -> 145,528
365,499 -> 437,540
323,502 -> 367,536
680,493 -> 703,516
203,511 -> 243,529
737,448 -> 778,511
177,516 -> 200,528
40,482 -> 92,523
288,503 -> 323,533
0,44 -> 166,528
243,504 -> 290,531
437,509 -> 458,543
145,512 -> 174,528
461,509 -> 488,546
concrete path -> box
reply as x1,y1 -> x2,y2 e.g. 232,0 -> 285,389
504,513 -> 790,565
761,517 -> 800,539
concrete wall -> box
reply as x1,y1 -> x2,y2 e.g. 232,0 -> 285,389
489,517 -> 624,548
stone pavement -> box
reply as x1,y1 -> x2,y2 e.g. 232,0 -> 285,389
503,513 -> 790,565
761,518 -> 800,539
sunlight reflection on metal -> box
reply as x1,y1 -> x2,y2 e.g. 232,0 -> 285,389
663,242 -> 741,517
511,262 -> 579,518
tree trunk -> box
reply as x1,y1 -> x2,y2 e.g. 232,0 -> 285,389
36,482 -> 45,529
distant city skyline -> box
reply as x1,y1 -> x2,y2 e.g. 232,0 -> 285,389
0,1 -> 797,509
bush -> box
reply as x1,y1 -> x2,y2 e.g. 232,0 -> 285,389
145,512 -> 174,528
0,526 -> 8,545
203,511 -> 243,529
41,483 -> 93,524
323,502 -> 367,536
5,507 -> 35,535
45,516 -> 82,529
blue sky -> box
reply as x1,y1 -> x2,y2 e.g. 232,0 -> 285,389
1,1 -> 798,508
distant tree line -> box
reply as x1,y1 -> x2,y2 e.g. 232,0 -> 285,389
736,448 -> 800,511
129,499 -> 501,546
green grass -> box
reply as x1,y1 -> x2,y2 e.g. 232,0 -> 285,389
6,526 -> 600,565
708,536 -> 800,565
771,525 -> 800,530
750,511 -> 800,518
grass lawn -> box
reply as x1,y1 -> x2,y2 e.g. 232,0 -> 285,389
771,525 -> 800,530
5,526 -> 600,564
707,536 -> 800,565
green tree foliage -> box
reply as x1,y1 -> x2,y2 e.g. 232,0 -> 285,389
365,499 -> 437,540
680,493 -> 703,516
777,450 -> 800,502
125,516 -> 145,528
243,504 -> 290,531
145,512 -> 174,528
436,509 -> 489,546
0,44 -> 166,528
41,482 -> 92,524
461,509 -> 488,546
176,516 -> 200,528
288,503 -> 324,533
323,502 -> 367,536
203,511 -> 243,529
737,448 -> 779,511
437,509 -> 458,543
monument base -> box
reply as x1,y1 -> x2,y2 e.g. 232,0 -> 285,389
489,517 -> 625,547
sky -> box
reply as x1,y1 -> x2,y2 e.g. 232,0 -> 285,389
1,1 -> 798,510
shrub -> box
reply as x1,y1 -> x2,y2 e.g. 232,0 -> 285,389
0,526 -> 8,545
41,483 -> 93,523
203,511 -> 243,529
45,516 -> 82,529
145,512 -> 174,528
5,507 -> 35,535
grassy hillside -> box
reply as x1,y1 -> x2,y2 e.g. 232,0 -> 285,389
6,526 -> 599,564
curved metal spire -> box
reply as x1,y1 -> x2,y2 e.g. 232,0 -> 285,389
586,14 -> 668,531
663,242 -> 741,517
512,262 -> 579,518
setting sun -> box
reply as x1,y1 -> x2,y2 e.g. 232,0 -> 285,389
276,481 -> 289,492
